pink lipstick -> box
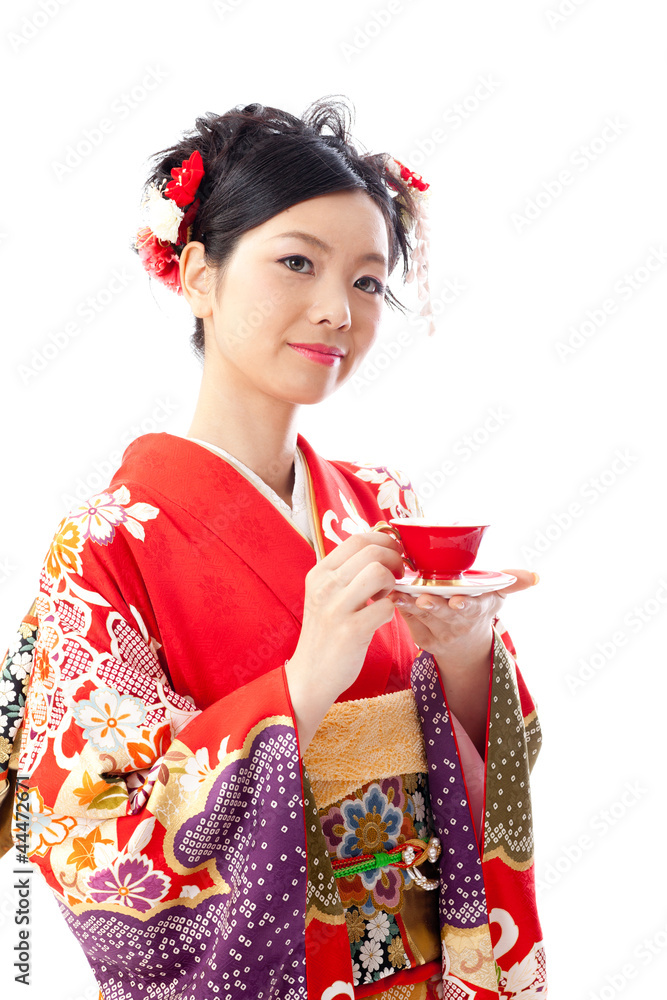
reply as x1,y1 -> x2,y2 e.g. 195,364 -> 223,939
288,343 -> 345,367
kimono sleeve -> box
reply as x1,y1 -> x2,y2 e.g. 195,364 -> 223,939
349,462 -> 546,989
3,489 -> 322,999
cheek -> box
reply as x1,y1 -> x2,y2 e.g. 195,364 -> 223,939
349,322 -> 380,367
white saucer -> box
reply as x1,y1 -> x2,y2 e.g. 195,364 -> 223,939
391,569 -> 516,597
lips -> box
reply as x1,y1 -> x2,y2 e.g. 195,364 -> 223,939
288,342 -> 345,357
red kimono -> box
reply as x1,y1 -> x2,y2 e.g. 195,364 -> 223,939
0,431 -> 546,999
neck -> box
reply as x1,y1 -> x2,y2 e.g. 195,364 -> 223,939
187,351 -> 300,504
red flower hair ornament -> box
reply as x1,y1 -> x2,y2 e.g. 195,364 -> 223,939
134,149 -> 205,295
134,147 -> 434,335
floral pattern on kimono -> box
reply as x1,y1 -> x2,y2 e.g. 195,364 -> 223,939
0,431 -> 546,999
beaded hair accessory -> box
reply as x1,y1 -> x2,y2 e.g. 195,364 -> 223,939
135,147 -> 434,335
382,154 -> 434,336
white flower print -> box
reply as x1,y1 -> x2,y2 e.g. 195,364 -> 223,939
9,652 -> 31,680
180,747 -> 212,791
366,911 -> 390,943
0,679 -> 17,707
413,790 -> 426,823
358,938 -> 383,972
352,961 -> 362,986
354,465 -> 423,519
73,688 -> 146,750
6,633 -> 22,659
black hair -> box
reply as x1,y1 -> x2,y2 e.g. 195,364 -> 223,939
133,94 -> 421,362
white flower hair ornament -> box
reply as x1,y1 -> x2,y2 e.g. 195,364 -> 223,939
134,149 -> 205,294
383,154 -> 435,336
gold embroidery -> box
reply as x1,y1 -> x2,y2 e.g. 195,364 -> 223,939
442,923 -> 498,990
303,690 -> 427,810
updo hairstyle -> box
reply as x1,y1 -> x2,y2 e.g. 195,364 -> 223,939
135,94 -> 421,362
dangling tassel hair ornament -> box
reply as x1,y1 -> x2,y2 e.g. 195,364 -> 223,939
383,154 -> 435,336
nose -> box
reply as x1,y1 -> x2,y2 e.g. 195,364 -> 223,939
306,281 -> 352,329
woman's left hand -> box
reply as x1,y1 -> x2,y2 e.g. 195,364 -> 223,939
389,568 -> 539,658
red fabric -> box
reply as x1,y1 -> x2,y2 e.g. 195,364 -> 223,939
6,430 -> 545,998
106,432 -> 418,708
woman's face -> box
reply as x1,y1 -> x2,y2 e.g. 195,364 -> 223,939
182,188 -> 391,405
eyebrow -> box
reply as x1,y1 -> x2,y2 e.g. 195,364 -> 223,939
268,230 -> 388,269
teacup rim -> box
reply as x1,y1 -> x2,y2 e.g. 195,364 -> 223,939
388,518 -> 491,528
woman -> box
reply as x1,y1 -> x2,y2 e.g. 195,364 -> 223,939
0,98 -> 546,999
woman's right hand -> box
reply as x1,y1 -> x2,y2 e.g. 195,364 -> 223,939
285,530 -> 405,752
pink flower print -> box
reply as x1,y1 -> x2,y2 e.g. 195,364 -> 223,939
68,486 -> 159,546
320,805 -> 345,854
87,855 -> 170,912
68,492 -> 129,545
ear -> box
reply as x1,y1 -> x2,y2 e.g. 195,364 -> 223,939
179,242 -> 213,318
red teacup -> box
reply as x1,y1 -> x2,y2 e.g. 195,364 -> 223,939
372,519 -> 490,584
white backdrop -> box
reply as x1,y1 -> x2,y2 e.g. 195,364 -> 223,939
1,1 -> 665,997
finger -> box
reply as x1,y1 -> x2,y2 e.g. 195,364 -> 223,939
408,593 -> 469,620
495,569 -> 540,596
391,590 -> 471,611
336,556 -> 406,612
409,591 -> 505,625
322,530 -> 403,572
332,543 -> 405,591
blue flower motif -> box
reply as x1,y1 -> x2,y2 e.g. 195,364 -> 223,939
340,783 -> 403,858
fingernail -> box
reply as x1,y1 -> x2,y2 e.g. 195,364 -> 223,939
454,601 -> 466,610
532,572 -> 540,586
389,594 -> 407,606
417,600 -> 434,610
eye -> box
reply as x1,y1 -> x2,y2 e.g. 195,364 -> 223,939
278,255 -> 385,295
356,276 -> 386,296
279,254 -> 313,274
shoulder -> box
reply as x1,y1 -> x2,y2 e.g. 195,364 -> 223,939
41,480 -> 164,593
328,457 -> 425,519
